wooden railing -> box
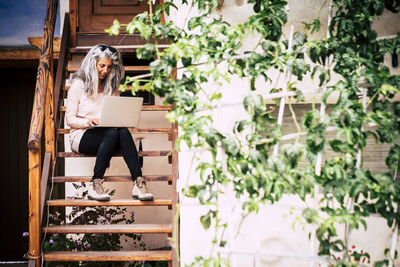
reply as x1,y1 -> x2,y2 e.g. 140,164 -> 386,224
27,0 -> 58,265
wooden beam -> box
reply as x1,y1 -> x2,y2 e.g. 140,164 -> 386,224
0,49 -> 40,60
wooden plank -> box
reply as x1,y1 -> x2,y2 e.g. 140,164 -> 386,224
58,150 -> 171,158
0,49 -> 40,60
52,175 -> 172,182
142,105 -> 172,111
47,199 -> 172,207
58,128 -> 172,134
69,44 -> 169,54
65,84 -> 146,91
75,33 -> 169,47
43,224 -> 172,234
44,250 -> 172,261
67,65 -> 150,72
60,105 -> 172,112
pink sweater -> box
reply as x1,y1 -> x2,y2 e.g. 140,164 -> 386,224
65,79 -> 118,152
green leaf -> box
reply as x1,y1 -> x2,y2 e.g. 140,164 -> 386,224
329,139 -> 357,153
380,83 -> 398,96
200,212 -> 211,229
183,185 -> 200,198
137,43 -> 154,59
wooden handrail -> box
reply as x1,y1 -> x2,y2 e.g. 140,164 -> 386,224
28,0 -> 58,266
27,0 -> 58,153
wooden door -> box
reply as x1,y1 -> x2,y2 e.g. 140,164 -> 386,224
78,0 -> 155,33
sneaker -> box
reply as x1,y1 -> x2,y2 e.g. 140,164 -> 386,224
132,177 -> 153,201
88,179 -> 110,201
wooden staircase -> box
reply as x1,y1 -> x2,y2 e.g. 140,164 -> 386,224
27,4 -> 179,266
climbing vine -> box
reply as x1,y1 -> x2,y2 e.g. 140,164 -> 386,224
108,0 -> 400,266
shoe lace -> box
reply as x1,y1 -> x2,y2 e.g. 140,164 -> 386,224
93,179 -> 106,194
136,178 -> 150,193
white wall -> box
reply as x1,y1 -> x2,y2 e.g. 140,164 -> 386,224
174,0 -> 400,266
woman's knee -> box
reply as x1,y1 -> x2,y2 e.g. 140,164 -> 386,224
118,127 -> 130,136
118,127 -> 134,141
101,128 -> 119,147
104,127 -> 119,139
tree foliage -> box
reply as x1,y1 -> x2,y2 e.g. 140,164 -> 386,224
108,0 -> 400,265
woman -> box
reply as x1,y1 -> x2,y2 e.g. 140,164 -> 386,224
66,44 -> 153,201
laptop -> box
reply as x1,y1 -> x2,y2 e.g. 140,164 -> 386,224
94,96 -> 143,127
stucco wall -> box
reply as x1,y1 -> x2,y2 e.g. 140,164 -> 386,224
172,0 -> 400,266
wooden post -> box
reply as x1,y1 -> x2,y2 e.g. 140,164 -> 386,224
27,0 -> 58,152
171,122 -> 179,267
27,1 -> 58,265
69,0 -> 78,46
28,150 -> 41,266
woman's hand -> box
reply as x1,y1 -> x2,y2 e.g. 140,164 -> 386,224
87,118 -> 99,126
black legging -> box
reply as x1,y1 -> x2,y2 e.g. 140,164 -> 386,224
78,127 -> 142,181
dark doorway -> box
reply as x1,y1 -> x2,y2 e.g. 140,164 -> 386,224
0,63 -> 36,261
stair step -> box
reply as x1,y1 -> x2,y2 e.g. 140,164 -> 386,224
58,128 -> 172,135
67,65 -> 150,72
64,84 -> 145,91
60,105 -> 172,112
47,199 -> 172,207
52,175 -> 172,182
44,223 -> 172,234
44,250 -> 172,261
69,44 -> 170,54
58,150 -> 171,158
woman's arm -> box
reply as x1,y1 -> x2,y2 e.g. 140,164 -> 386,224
65,80 -> 90,129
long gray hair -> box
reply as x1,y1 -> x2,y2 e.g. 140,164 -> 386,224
72,44 -> 124,97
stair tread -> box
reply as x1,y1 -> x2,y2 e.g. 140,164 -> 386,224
44,223 -> 172,234
69,44 -> 170,54
67,65 -> 150,72
58,150 -> 171,158
58,127 -> 172,134
52,175 -> 172,182
44,250 -> 172,261
47,199 -> 172,206
64,84 -> 145,91
59,105 -> 172,112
